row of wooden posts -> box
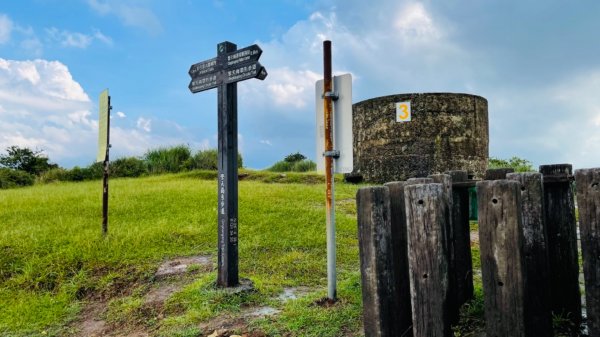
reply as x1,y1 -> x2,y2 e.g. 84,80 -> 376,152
356,164 -> 600,337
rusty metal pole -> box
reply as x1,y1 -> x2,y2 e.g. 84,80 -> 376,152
323,40 -> 336,300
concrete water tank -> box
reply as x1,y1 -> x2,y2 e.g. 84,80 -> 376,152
352,93 -> 489,183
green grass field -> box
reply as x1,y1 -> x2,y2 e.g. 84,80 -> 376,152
0,171 -> 363,336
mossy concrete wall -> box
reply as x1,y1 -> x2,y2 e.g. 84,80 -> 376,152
352,93 -> 489,183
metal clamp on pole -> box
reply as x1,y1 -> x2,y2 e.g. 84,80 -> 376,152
322,91 -> 339,101
323,150 -> 340,158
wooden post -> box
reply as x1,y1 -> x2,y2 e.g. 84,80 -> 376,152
485,168 -> 514,180
217,41 -> 239,287
405,183 -> 451,337
446,170 -> 474,306
477,180 -> 526,337
407,177 -> 434,185
540,164 -> 581,326
506,172 -> 552,337
430,174 -> 459,324
574,168 -> 600,336
383,181 -> 413,337
357,186 -> 404,337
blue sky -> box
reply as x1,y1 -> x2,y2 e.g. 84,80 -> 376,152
1,1 -> 600,170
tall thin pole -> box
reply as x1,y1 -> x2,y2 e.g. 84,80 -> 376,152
323,40 -> 336,300
217,41 -> 239,287
102,95 -> 111,236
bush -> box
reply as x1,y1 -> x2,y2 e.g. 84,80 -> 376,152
488,156 -> 534,172
267,160 -> 293,172
284,152 -> 306,163
38,168 -> 69,183
144,145 -> 192,174
267,159 -> 316,172
0,168 -> 35,189
111,157 -> 147,178
292,160 -> 317,172
184,149 -> 243,171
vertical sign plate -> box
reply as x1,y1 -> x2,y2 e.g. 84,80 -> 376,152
97,89 -> 109,163
315,74 -> 353,173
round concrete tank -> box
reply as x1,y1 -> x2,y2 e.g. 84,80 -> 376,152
352,93 -> 489,183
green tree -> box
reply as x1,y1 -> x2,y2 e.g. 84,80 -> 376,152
0,146 -> 58,175
488,156 -> 534,172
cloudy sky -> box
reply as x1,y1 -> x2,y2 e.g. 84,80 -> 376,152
1,1 -> 599,170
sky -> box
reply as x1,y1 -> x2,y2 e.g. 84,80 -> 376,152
1,0 -> 600,170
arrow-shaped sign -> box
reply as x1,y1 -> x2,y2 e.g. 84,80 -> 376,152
189,73 -> 219,93
225,61 -> 267,84
189,57 -> 219,77
226,44 -> 262,67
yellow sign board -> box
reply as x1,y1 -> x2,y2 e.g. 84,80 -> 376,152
396,101 -> 411,122
96,89 -> 109,162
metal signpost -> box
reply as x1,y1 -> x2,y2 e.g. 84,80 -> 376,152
97,89 -> 111,235
316,41 -> 353,300
188,41 -> 267,287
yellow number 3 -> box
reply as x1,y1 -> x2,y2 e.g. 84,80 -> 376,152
398,104 -> 409,119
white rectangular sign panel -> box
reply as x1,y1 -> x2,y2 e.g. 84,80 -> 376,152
396,101 -> 411,122
96,89 -> 109,163
315,73 -> 353,174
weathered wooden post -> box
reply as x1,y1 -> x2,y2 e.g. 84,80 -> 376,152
447,170 -> 474,306
430,174 -> 459,323
357,186 -> 404,337
485,167 -> 514,180
405,183 -> 451,337
477,180 -> 526,337
383,181 -> 413,336
575,168 -> 600,336
507,172 -> 553,337
540,164 -> 581,326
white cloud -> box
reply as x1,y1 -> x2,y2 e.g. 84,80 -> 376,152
0,14 -> 12,44
259,139 -> 273,146
116,111 -> 126,118
45,27 -> 113,49
136,117 -> 152,132
0,58 -> 193,166
93,29 -> 113,46
394,2 -> 441,41
87,0 -> 162,35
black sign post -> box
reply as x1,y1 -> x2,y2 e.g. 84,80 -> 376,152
189,41 -> 267,287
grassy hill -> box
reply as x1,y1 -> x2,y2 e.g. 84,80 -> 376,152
0,171 -> 364,336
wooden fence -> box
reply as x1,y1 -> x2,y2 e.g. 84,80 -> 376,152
357,165 -> 600,337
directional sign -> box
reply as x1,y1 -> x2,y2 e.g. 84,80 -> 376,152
189,57 -> 219,77
189,73 -> 219,93
225,62 -> 267,84
188,41 -> 267,288
188,43 -> 266,94
226,44 -> 262,67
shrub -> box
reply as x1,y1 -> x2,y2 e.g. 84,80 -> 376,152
184,149 -> 243,171
292,160 -> 317,172
38,168 -> 69,183
61,164 -> 103,182
111,157 -> 147,178
0,168 -> 35,189
144,145 -> 192,174
488,156 -> 534,172
267,160 -> 293,172
284,152 -> 306,163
